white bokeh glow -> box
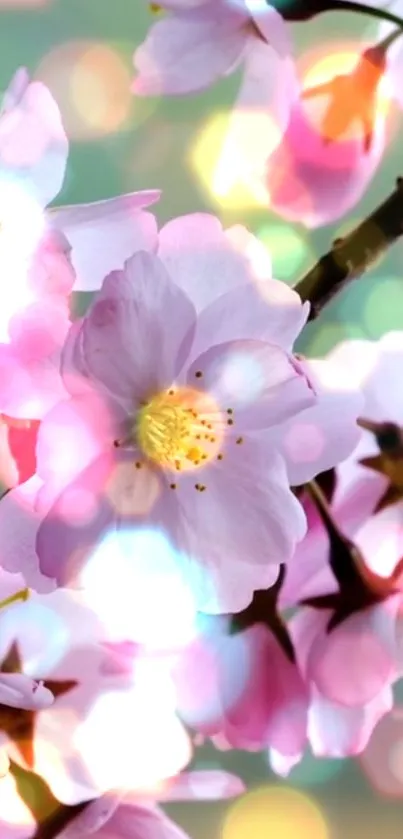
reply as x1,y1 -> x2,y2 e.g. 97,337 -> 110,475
0,175 -> 46,341
74,676 -> 192,792
79,527 -> 200,650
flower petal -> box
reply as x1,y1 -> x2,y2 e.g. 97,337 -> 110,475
157,214 -> 268,313
271,355 -> 363,485
308,684 -> 393,757
0,477 -> 55,592
49,193 -> 160,291
186,279 -> 309,362
153,437 -> 307,612
77,251 -> 196,403
132,8 -> 248,96
184,339 -> 315,431
0,75 -> 68,207
306,598 -> 401,707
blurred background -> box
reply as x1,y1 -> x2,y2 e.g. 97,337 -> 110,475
1,0 -> 403,837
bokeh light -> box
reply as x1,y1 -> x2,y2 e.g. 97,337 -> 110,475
359,705 -> 403,798
363,275 -> 403,337
221,785 -> 329,839
298,39 -> 392,143
0,774 -> 35,828
279,749 -> 343,787
190,111 -> 271,212
79,527 -> 200,650
74,677 -> 192,794
257,222 -> 313,283
37,41 -> 133,141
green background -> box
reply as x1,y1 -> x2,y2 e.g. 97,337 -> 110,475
2,1 -> 403,837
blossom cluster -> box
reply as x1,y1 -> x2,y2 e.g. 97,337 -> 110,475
1,1 -> 403,837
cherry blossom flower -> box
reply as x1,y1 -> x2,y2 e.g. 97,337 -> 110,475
0,212 -> 360,611
0,67 -> 161,484
0,568 -> 191,805
275,335 -> 403,763
132,2 -> 298,172
282,332 -> 403,607
0,66 -> 160,302
263,36 -> 392,227
285,601 -> 399,765
172,617 -> 309,772
133,1 -> 292,96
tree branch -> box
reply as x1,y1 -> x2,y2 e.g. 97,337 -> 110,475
294,177 -> 403,319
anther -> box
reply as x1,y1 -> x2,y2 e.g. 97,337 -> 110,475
169,483 -> 177,490
135,461 -> 142,469
195,371 -> 203,378
227,408 -> 233,414
227,419 -> 234,426
217,453 -> 223,460
236,437 -> 243,444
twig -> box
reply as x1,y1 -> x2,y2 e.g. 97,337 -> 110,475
294,177 -> 403,319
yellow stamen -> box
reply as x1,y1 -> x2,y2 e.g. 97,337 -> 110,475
0,588 -> 30,611
136,386 -> 224,473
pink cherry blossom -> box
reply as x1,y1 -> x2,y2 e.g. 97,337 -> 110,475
287,602 -> 399,762
172,619 -> 309,770
0,213 -> 359,611
0,216 -> 362,606
275,335 -> 403,762
133,1 -> 292,96
282,333 -> 403,608
0,66 -> 160,301
132,2 -> 298,171
264,73 -> 385,228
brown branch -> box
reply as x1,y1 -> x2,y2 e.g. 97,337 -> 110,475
294,177 -> 403,319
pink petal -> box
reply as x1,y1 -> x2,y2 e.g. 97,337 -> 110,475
35,393 -> 116,498
280,495 -> 336,609
49,193 -> 160,291
0,673 -> 53,710
223,626 -> 308,755
354,504 -> 403,579
306,599 -> 401,707
186,280 -> 309,363
0,75 -> 68,207
269,748 -> 303,776
271,355 -> 363,485
0,477 -> 55,592
308,684 -> 393,757
35,452 -> 120,584
76,251 -> 196,404
0,66 -> 29,114
184,339 -> 315,431
157,214 -> 269,313
107,804 -> 190,839
265,96 -> 385,227
160,770 -> 245,801
132,7 -> 248,96
153,438 -> 306,612
247,1 -> 292,58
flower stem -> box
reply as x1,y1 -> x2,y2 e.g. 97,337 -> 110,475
294,177 -> 403,318
331,0 -> 403,30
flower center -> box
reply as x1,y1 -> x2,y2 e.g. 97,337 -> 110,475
136,386 -> 224,473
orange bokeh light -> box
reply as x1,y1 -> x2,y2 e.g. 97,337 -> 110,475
37,41 -> 132,141
298,40 -> 393,144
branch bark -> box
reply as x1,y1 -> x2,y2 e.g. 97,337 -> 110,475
294,177 -> 403,319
